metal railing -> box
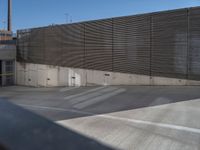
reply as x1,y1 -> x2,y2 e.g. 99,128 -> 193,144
0,73 -> 14,76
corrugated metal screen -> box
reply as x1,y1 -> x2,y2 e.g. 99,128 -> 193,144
17,28 -> 45,64
44,26 -> 62,66
17,7 -> 200,80
188,8 -> 200,80
17,29 -> 30,62
85,19 -> 113,71
113,14 -> 151,75
29,28 -> 45,64
151,9 -> 188,79
60,23 -> 85,68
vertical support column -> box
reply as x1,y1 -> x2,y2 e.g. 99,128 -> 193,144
2,61 -> 6,86
150,15 -> 153,83
83,23 -> 88,86
8,0 -> 12,31
186,8 -> 190,80
112,18 -> 114,72
0,61 -> 2,86
14,60 -> 16,85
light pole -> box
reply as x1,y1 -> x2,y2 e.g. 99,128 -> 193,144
8,0 -> 12,31
70,16 -> 73,23
2,20 -> 6,30
65,13 -> 69,24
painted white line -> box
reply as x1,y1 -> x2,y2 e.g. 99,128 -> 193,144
18,103 -> 200,135
60,87 -> 80,92
69,87 -> 118,105
64,86 -> 106,100
97,115 -> 200,134
18,104 -> 91,115
74,88 -> 126,109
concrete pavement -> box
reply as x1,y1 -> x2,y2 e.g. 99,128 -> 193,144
0,86 -> 200,150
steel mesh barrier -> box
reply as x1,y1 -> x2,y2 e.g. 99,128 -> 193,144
44,26 -> 63,66
113,14 -> 151,75
17,7 -> 200,80
151,9 -> 188,79
17,29 -> 30,62
85,19 -> 113,71
28,28 -> 45,64
188,7 -> 200,80
60,23 -> 85,68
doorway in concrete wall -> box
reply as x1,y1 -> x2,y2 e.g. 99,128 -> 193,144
104,73 -> 111,86
69,70 -> 76,87
68,69 -> 81,87
4,60 -> 15,86
47,67 -> 58,87
0,60 -> 15,86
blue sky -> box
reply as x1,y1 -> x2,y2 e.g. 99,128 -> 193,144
0,0 -> 200,32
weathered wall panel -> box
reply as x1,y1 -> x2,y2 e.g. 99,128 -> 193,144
188,8 -> 200,80
113,14 -> 151,75
151,9 -> 188,79
17,29 -> 30,62
85,19 -> 113,71
17,7 -> 200,81
60,23 -> 85,68
44,26 -> 62,66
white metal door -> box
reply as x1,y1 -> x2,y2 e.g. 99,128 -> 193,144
47,68 -> 58,87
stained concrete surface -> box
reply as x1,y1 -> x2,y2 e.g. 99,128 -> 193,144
0,86 -> 200,150
0,100 -> 114,150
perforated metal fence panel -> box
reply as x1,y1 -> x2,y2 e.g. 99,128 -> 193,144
188,8 -> 200,80
60,23 -> 85,68
85,19 -> 113,71
17,7 -> 200,81
17,29 -> 31,62
29,28 -> 45,64
44,26 -> 62,66
151,9 -> 188,79
113,14 -> 151,75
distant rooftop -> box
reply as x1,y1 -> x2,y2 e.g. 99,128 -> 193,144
0,30 -> 13,41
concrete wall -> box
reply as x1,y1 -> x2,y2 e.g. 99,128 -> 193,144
16,62 -> 200,87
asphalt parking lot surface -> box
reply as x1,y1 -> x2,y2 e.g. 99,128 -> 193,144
1,86 -> 200,150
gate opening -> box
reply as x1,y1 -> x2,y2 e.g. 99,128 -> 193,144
0,60 -> 14,86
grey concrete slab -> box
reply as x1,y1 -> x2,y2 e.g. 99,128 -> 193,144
0,100 -> 114,150
1,86 -> 200,120
1,86 -> 200,150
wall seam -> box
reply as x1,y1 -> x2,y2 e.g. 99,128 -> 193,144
112,18 -> 114,72
150,15 -> 153,79
187,8 -> 190,80
83,23 -> 87,86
